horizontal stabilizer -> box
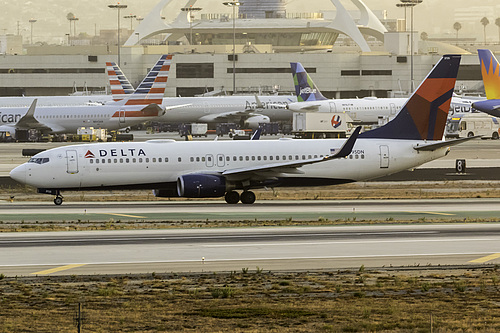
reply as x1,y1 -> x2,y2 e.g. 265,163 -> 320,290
413,136 -> 479,151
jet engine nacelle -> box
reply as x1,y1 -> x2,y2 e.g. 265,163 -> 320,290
244,115 -> 270,129
177,174 -> 226,198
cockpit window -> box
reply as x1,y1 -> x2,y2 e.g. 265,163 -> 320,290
28,157 -> 50,164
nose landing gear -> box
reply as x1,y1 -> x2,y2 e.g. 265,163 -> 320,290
54,191 -> 64,205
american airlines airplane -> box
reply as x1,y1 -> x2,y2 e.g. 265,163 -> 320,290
286,62 -> 480,123
0,55 -> 176,139
10,55 -> 475,205
105,60 -> 295,127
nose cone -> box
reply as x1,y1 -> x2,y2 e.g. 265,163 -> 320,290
10,164 -> 27,184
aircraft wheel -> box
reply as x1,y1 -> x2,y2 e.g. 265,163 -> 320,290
225,191 -> 240,204
240,191 -> 256,204
54,196 -> 63,206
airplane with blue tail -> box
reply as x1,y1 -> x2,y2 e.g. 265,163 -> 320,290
10,55 -> 477,205
472,49 -> 500,117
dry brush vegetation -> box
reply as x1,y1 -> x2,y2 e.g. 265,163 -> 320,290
1,267 -> 500,332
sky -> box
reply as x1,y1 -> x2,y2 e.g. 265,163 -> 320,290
4,0 -> 500,44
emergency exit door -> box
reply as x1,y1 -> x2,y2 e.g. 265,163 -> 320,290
379,145 -> 389,168
66,150 -> 79,174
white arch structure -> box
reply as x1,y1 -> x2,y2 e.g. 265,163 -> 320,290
124,0 -> 387,52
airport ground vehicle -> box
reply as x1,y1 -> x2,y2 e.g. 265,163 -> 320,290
292,112 -> 353,139
456,113 -> 500,139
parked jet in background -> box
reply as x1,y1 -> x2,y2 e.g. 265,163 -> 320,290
0,55 -> 173,139
286,62 -> 481,123
10,55 -> 474,205
472,49 -> 500,116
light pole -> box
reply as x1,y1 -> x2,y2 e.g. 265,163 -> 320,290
400,0 -> 422,92
180,6 -> 202,45
223,1 -> 241,94
108,3 -> 128,66
69,16 -> 79,37
29,19 -> 37,45
124,14 -> 136,31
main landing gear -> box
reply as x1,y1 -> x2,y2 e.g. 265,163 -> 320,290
53,191 -> 64,205
224,190 -> 256,204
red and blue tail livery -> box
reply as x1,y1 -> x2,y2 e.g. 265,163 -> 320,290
106,61 -> 135,101
361,55 -> 461,140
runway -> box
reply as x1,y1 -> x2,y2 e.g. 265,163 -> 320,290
1,223 -> 500,276
2,198 -> 500,222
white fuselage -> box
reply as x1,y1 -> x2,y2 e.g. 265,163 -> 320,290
160,95 -> 295,123
0,103 -> 160,134
287,96 -> 478,124
10,138 -> 448,192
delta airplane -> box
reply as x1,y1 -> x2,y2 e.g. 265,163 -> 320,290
285,62 -> 480,123
472,49 -> 500,116
0,55 -> 178,139
11,55 -> 476,206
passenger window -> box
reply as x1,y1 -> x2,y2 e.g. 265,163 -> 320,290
165,158 -> 169,162
133,158 -> 136,163
178,157 -> 182,162
90,159 -> 94,164
120,158 -> 123,163
96,159 -> 99,164
190,157 -> 194,162
138,158 -> 142,163
102,159 -> 105,164
159,158 -> 162,162
126,158 -> 130,163
196,157 -> 200,162
252,156 -> 255,161
146,158 -> 150,163
153,158 -> 157,162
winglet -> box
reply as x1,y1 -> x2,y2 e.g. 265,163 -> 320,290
326,126 -> 361,160
15,99 -> 38,128
251,128 -> 262,140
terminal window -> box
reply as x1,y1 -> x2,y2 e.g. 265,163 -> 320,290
177,63 -> 214,78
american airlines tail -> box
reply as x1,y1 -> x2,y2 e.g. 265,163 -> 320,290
107,55 -> 172,105
106,62 -> 135,101
478,49 -> 500,100
360,55 -> 461,140
290,62 -> 328,102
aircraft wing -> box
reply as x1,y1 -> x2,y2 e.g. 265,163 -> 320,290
413,136 -> 480,151
14,99 -> 53,132
198,110 -> 260,122
287,102 -> 321,112
222,126 -> 360,177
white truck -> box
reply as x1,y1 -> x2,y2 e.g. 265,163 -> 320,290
457,113 -> 500,139
292,112 -> 353,139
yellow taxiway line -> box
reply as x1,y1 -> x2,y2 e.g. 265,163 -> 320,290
469,253 -> 500,264
31,264 -> 87,275
104,213 -> 146,218
407,211 -> 455,216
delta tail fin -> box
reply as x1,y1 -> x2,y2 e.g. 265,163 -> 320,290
478,49 -> 500,100
106,61 -> 135,101
290,62 -> 328,102
360,55 -> 461,140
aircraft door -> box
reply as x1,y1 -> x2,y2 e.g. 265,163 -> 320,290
66,150 -> 79,174
379,145 -> 389,168
205,154 -> 214,167
217,154 -> 225,167
119,109 -> 126,123
329,102 -> 337,113
389,103 -> 397,115
204,101 -> 210,114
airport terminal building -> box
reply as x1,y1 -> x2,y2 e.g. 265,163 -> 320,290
0,0 -> 488,98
